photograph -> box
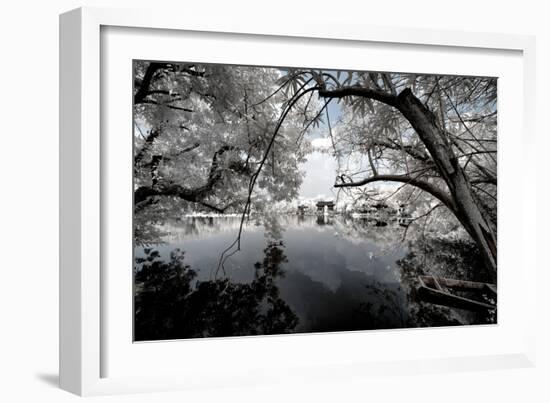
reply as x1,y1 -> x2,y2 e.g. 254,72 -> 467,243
132,60 -> 498,342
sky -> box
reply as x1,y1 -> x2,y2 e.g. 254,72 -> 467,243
297,98 -> 342,201
298,146 -> 339,200
296,93 -> 398,202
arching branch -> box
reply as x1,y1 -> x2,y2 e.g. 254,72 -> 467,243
334,174 -> 456,214
318,86 -> 398,107
134,145 -> 245,209
370,139 -> 430,162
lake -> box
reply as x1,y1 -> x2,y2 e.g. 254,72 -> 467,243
134,214 -> 493,341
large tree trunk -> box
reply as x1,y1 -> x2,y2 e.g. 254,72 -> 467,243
395,89 -> 497,279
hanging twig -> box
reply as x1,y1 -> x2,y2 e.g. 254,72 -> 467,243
214,86 -> 321,278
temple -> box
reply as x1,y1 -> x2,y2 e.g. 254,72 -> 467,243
315,201 -> 335,213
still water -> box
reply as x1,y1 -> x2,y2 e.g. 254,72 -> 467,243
134,215 -> 490,341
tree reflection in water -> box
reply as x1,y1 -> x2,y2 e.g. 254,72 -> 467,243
354,281 -> 408,329
333,215 -> 496,327
397,238 -> 496,326
134,240 -> 298,341
135,215 -> 496,340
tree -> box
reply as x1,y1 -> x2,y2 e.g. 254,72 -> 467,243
133,61 -> 311,244
273,70 -> 497,277
135,241 -> 298,340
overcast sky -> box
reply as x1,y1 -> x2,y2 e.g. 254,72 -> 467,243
297,136 -> 396,201
297,99 -> 342,200
298,147 -> 339,200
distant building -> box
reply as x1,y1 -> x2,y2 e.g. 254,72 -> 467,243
297,205 -> 309,215
316,201 -> 335,213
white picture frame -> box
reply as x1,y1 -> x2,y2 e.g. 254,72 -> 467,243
60,6 -> 537,396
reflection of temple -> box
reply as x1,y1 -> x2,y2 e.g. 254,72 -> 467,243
316,214 -> 333,226
316,201 -> 335,214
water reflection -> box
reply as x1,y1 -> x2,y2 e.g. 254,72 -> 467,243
397,238 -> 496,326
316,214 -> 333,226
135,240 -> 298,341
134,215 -> 495,340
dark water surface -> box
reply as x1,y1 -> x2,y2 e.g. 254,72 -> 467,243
134,215 -> 493,341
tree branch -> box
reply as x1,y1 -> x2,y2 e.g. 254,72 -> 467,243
134,62 -> 206,105
134,145 -> 244,207
134,62 -> 169,104
139,99 -> 194,112
334,173 -> 456,213
371,139 -> 430,162
134,128 -> 162,166
318,86 -> 398,107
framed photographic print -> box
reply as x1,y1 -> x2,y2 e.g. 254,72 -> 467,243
60,6 -> 537,396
